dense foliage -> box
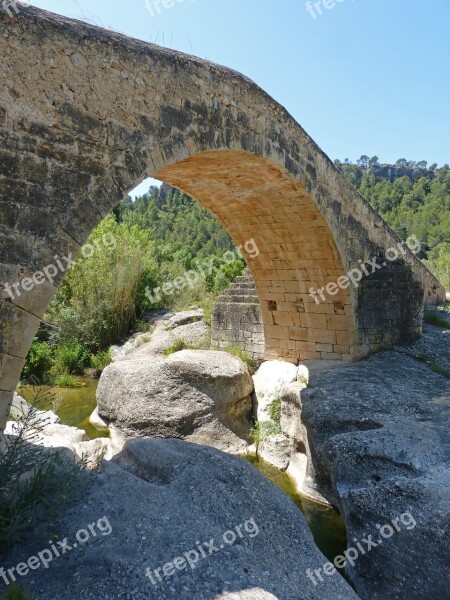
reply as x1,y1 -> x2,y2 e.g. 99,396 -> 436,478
22,185 -> 245,381
335,157 -> 450,287
117,184 -> 243,280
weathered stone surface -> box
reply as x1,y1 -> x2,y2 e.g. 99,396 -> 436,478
6,395 -> 122,469
253,360 -> 298,422
211,269 -> 264,361
258,433 -> 293,470
280,381 -> 305,445
299,323 -> 450,599
4,418 -> 88,449
73,437 -> 116,470
165,308 -> 203,329
397,317 -> 450,370
1,438 -> 359,599
97,350 -> 254,453
0,4 -> 445,428
252,360 -> 303,469
88,406 -> 109,432
111,309 -> 209,361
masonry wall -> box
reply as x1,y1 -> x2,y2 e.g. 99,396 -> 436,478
211,270 -> 264,361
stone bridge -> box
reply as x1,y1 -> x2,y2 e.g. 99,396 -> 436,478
0,5 -> 445,425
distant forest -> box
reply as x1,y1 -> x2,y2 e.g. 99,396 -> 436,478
335,157 -> 449,286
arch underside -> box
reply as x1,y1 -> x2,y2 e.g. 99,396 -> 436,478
156,151 -> 354,363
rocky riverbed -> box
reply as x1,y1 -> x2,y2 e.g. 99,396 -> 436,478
3,309 -> 449,599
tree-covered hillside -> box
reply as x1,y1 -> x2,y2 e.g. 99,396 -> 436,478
117,184 -> 238,277
335,157 -> 450,287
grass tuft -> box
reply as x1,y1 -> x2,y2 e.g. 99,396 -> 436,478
90,349 -> 112,375
225,344 -> 256,371
164,338 -> 186,356
424,312 -> 449,328
430,363 -> 450,379
53,374 -> 81,388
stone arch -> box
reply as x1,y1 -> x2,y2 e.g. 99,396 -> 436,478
154,151 -> 354,363
0,5 -> 444,425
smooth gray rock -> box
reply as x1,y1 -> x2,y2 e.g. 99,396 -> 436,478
111,309 -> 209,361
9,392 -> 61,425
299,324 -> 450,599
165,308 -> 203,329
4,438 -> 359,600
97,350 -> 254,453
88,406 -> 109,432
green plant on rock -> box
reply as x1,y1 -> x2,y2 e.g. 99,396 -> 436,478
0,385 -> 90,554
225,344 -> 256,371
430,363 -> 450,380
424,312 -> 449,328
269,396 -> 282,425
164,338 -> 186,356
250,395 -> 282,443
1,584 -> 33,600
416,353 -> 450,380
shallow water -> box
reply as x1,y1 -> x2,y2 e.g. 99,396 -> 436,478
17,376 -> 107,440
246,455 -> 347,565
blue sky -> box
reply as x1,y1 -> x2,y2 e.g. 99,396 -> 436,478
28,0 -> 450,197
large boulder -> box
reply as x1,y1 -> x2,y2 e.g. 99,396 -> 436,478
3,438 -> 359,600
97,350 -> 254,453
299,322 -> 450,599
5,393 -> 88,450
8,391 -> 61,425
5,394 -> 122,469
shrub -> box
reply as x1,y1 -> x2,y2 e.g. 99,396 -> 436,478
52,342 -> 89,375
250,395 -> 282,443
199,296 -> 214,327
21,341 -> 53,383
424,242 -> 450,290
0,386 -> 90,554
53,374 -> 80,388
90,349 -> 112,375
45,215 -> 159,351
